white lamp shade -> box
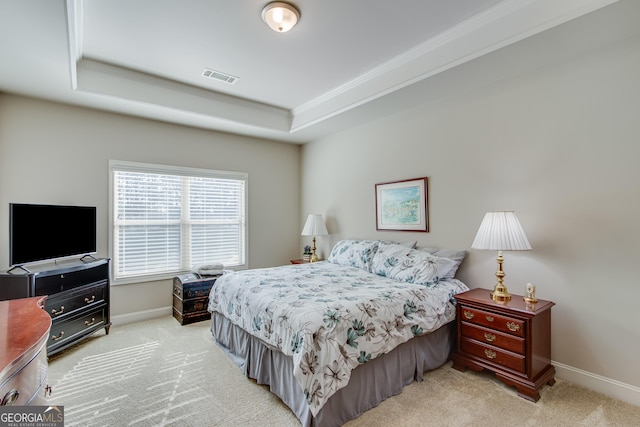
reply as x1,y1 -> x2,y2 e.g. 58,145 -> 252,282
262,2 -> 300,33
301,214 -> 328,236
471,212 -> 532,251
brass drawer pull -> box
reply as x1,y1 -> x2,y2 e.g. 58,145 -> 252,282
486,315 -> 494,322
84,318 -> 96,327
1,389 -> 20,406
51,306 -> 64,316
484,332 -> 496,342
507,321 -> 520,332
463,310 -> 474,319
85,295 -> 96,304
51,331 -> 65,341
484,349 -> 497,359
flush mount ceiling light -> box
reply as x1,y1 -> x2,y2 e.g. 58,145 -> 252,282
262,2 -> 300,33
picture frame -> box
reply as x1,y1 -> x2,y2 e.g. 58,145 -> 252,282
375,177 -> 429,232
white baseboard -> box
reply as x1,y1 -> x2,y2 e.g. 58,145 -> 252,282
554,360 -> 640,407
111,306 -> 173,326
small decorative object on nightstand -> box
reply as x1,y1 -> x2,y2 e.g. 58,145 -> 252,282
524,283 -> 538,303
451,288 -> 555,402
303,245 -> 312,262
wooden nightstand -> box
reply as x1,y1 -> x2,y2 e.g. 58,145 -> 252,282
451,288 -> 555,402
290,259 -> 324,264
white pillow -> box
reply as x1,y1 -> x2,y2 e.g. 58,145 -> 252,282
327,239 -> 381,271
415,247 -> 466,279
371,242 -> 458,284
400,241 -> 417,249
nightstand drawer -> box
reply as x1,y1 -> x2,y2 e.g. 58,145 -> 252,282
461,321 -> 525,354
461,337 -> 525,373
460,306 -> 525,337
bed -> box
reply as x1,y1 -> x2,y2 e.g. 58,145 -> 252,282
208,239 -> 469,426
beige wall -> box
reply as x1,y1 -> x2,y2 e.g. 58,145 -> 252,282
0,95 -> 300,320
1,1 -> 638,408
301,24 -> 640,404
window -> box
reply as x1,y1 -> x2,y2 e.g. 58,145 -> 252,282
109,161 -> 247,282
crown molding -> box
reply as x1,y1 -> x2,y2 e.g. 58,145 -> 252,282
289,0 -> 618,132
64,0 -> 618,138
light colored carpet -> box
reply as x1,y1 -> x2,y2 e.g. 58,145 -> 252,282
47,316 -> 640,427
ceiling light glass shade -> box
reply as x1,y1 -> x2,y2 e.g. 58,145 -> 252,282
262,2 -> 300,33
471,212 -> 531,251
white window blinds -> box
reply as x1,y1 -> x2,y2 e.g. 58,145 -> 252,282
110,161 -> 247,281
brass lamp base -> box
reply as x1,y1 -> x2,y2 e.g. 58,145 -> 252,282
310,236 -> 319,262
490,284 -> 511,302
490,250 -> 511,302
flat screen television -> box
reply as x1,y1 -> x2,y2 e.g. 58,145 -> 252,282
10,203 -> 97,266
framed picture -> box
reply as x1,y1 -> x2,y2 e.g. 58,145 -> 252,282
375,177 -> 429,232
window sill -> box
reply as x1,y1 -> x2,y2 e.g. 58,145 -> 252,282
111,265 -> 246,286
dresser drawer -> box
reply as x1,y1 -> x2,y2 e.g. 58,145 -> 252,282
0,338 -> 48,406
461,321 -> 525,354
459,306 -> 525,337
45,282 -> 107,320
461,337 -> 525,373
35,262 -> 110,296
49,306 -> 107,352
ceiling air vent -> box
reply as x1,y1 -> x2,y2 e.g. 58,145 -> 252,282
201,68 -> 239,84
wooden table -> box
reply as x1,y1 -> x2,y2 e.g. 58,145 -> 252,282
0,297 -> 51,406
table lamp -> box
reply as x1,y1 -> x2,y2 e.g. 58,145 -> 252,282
301,214 -> 328,262
471,211 -> 532,302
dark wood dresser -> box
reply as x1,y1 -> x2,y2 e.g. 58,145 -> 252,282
0,297 -> 51,406
451,287 -> 555,401
0,259 -> 111,357
173,274 -> 220,325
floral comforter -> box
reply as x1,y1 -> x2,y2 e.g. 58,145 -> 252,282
208,261 -> 468,416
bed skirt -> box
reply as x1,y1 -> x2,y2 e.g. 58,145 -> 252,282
210,311 -> 455,427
